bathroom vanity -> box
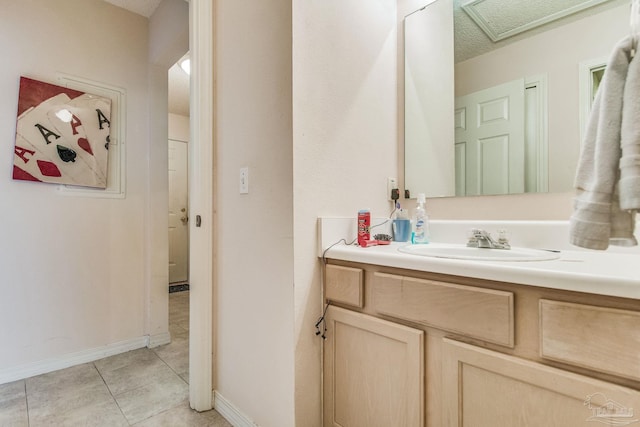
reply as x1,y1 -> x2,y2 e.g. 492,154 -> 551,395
321,236 -> 640,427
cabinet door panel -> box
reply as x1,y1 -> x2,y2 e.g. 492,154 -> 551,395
540,299 -> 640,380
443,338 -> 640,427
325,265 -> 363,308
324,306 -> 424,427
373,272 -> 514,347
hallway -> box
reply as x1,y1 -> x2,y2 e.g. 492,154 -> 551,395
0,291 -> 230,426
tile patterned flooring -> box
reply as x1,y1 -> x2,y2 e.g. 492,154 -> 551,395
0,291 -> 232,426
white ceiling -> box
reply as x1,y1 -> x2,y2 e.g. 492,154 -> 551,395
101,0 -> 190,117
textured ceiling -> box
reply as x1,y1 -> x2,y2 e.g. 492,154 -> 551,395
454,0 -> 625,63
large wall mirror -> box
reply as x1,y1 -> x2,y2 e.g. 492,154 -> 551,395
404,0 -> 628,199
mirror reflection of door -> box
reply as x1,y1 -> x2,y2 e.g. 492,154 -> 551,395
455,77 -> 548,196
455,79 -> 525,196
168,138 -> 189,284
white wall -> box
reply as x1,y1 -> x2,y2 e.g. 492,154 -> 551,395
404,0 -> 454,197
149,0 -> 189,66
169,113 -> 190,142
293,0 -> 399,425
214,1 -> 294,426
146,0 -> 188,344
455,3 -> 628,194
0,0 -> 153,375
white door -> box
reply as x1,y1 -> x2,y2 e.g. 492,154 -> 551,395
168,139 -> 189,283
455,79 -> 525,196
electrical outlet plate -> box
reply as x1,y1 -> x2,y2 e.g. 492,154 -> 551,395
387,177 -> 398,201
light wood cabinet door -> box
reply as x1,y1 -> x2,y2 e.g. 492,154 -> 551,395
442,338 -> 640,427
324,306 -> 424,427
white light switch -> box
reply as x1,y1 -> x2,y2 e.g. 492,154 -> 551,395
239,167 -> 249,194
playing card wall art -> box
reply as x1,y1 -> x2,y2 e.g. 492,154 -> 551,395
12,76 -> 112,188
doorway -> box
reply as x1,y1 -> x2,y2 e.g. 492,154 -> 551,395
168,136 -> 189,287
167,55 -> 191,394
168,54 -> 191,289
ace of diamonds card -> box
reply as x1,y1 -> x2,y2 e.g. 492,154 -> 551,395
12,76 -> 112,188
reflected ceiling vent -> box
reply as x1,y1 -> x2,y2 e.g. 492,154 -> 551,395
462,0 -> 613,42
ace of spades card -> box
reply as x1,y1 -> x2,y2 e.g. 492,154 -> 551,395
12,77 -> 112,188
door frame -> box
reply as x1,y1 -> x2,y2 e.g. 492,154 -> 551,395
578,56 -> 607,145
188,0 -> 215,411
524,74 -> 548,193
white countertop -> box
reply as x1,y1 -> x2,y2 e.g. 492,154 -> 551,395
323,242 -> 640,300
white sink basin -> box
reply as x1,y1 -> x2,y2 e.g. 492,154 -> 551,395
398,243 -> 560,262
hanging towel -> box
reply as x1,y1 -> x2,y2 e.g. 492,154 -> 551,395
619,38 -> 640,212
569,36 -> 638,250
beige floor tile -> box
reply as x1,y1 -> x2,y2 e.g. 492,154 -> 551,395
26,363 -> 102,396
94,347 -> 159,374
153,333 -> 188,376
170,314 -> 189,331
29,398 -> 128,427
168,323 -> 189,339
96,349 -> 173,395
198,407 -> 234,427
0,380 -> 25,403
0,380 -> 28,427
27,380 -> 114,424
132,401 -> 231,427
176,319 -> 190,331
169,300 -> 189,311
169,292 -> 190,331
169,291 -> 189,304
26,363 -> 114,421
114,369 -> 189,424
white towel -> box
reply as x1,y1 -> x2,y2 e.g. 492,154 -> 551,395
569,36 -> 638,250
619,38 -> 640,211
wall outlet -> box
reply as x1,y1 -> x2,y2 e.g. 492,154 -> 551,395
239,167 -> 249,194
387,177 -> 398,201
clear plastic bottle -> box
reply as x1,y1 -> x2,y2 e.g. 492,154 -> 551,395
412,193 -> 429,244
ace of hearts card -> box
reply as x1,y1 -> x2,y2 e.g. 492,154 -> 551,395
12,76 -> 112,188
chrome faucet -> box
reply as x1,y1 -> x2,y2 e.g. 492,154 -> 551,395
466,229 -> 510,250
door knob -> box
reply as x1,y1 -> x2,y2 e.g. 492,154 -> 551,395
180,216 -> 188,224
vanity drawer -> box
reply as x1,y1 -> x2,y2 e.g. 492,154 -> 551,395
540,300 -> 640,380
372,272 -> 514,347
325,265 -> 363,308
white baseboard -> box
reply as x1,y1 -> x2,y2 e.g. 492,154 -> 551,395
0,336 -> 149,385
148,331 -> 171,348
213,390 -> 258,427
